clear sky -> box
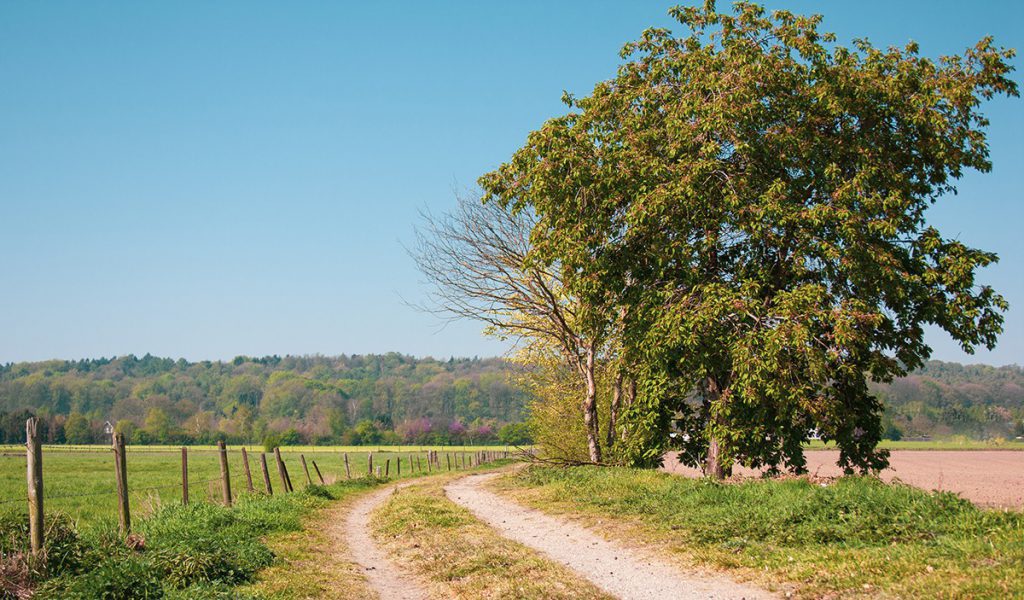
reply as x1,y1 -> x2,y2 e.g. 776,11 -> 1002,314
1,1 -> 1021,366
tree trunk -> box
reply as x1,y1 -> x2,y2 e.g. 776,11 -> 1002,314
606,369 -> 623,448
582,347 -> 602,463
704,376 -> 726,480
621,377 -> 636,443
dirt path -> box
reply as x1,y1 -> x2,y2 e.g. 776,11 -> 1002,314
446,473 -> 774,600
342,484 -> 427,600
661,450 -> 1024,508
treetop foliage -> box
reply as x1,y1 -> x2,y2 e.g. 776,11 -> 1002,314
477,1 -> 1017,474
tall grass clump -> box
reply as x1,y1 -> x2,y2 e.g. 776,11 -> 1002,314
1,480 -> 380,599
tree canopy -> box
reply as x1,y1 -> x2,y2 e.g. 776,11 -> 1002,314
477,1 -> 1017,475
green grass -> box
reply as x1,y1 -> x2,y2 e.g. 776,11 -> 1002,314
0,446 -> 496,524
500,466 -> 1024,599
1,478 -> 384,599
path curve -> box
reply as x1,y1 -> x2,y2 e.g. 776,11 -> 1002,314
445,473 -> 775,600
343,484 -> 428,600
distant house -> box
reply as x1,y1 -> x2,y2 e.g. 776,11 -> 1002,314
103,421 -> 114,436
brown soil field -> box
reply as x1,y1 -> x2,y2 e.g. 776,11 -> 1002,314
661,450 -> 1024,509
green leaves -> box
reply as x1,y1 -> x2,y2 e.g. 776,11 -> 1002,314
480,2 -> 1017,474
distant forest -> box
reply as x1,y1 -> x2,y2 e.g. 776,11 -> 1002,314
0,354 -> 530,446
0,354 -> 1020,446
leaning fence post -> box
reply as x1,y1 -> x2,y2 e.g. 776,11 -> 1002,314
274,447 -> 292,492
112,432 -> 130,534
343,453 -> 351,479
218,441 -> 233,507
25,418 -> 43,556
300,455 -> 313,486
311,459 -> 325,484
260,452 -> 274,495
181,447 -> 189,505
240,447 -> 255,493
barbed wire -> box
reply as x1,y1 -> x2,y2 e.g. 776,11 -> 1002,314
0,478 -> 224,506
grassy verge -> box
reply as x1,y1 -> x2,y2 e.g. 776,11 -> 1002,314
369,467 -> 611,600
0,479 -> 382,599
238,490 -> 377,600
496,466 -> 1024,599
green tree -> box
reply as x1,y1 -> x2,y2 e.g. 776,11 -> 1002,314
143,407 -> 172,443
481,2 -> 1017,475
64,412 -> 92,444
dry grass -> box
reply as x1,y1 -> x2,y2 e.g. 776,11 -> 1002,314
239,494 -> 376,599
370,474 -> 613,600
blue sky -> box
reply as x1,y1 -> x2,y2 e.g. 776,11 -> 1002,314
1,1 -> 1021,365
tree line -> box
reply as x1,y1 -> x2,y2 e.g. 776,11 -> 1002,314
0,353 -> 532,446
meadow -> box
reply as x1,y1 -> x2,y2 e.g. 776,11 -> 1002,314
0,445 -> 509,524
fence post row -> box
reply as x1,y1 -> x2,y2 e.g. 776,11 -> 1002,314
260,452 -> 274,495
241,447 -> 255,493
181,447 -> 189,505
112,432 -> 130,534
25,418 -> 44,556
218,441 -> 233,507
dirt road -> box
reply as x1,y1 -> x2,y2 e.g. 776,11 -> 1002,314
661,450 -> 1024,508
344,484 -> 427,600
446,473 -> 774,600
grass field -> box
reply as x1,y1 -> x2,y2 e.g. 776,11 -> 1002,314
0,445 -> 507,524
498,466 -> 1024,598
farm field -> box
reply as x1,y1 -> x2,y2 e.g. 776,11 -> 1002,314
0,445 -> 503,523
662,449 -> 1024,509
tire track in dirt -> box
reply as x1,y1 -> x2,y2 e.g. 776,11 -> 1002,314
343,484 -> 427,600
445,473 -> 775,600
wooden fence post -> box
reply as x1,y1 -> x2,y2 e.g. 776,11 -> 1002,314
408,454 -> 414,473
240,447 -> 255,493
218,440 -> 232,507
367,453 -> 373,477
274,448 -> 293,492
427,455 -> 432,473
375,466 -> 381,478
385,459 -> 390,478
260,452 -> 273,495
112,432 -> 130,534
181,447 -> 189,505
311,459 -> 325,484
397,456 -> 402,477
25,418 -> 43,556
300,454 -> 313,486
447,453 -> 451,471
344,453 -> 351,479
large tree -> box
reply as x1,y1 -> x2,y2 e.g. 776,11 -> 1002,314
481,2 -> 1017,476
